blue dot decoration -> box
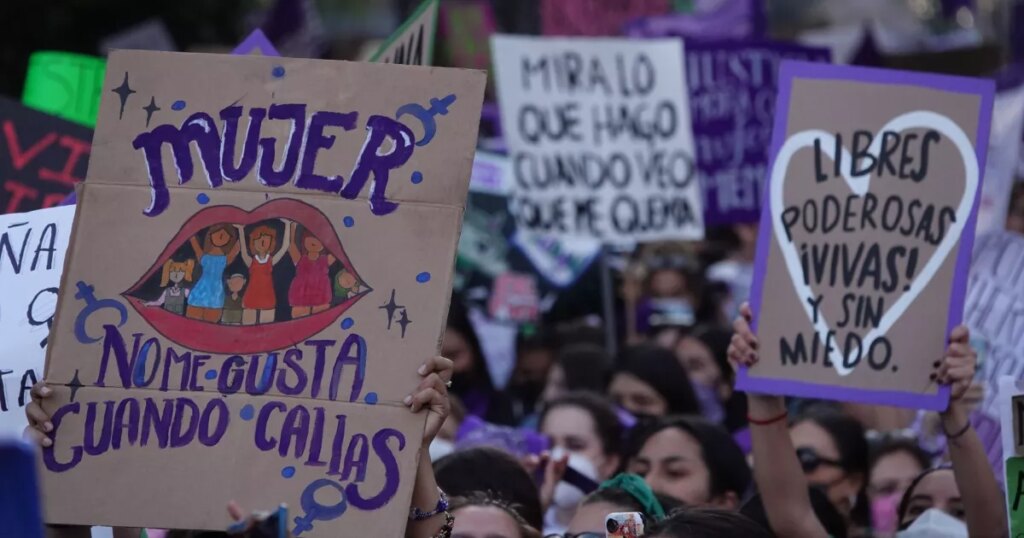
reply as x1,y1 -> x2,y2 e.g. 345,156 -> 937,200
411,171 -> 424,184
272,65 -> 286,78
341,317 -> 354,330
240,404 -> 255,421
416,272 -> 431,283
204,369 -> 217,380
364,392 -> 378,405
281,466 -> 296,479
196,193 -> 210,204
171,100 -> 186,111
343,216 -> 355,228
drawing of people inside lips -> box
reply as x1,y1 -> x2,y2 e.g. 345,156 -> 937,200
123,199 -> 371,355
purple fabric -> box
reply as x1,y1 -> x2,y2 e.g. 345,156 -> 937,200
623,0 -> 764,40
685,39 -> 830,224
455,415 -> 549,458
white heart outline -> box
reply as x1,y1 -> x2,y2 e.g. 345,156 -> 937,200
769,111 -> 978,376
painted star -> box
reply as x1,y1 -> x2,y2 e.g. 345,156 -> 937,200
111,72 -> 137,120
67,370 -> 84,403
142,96 -> 161,127
378,289 -> 403,330
397,308 -> 412,338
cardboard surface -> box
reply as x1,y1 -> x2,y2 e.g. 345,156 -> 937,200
684,40 -> 830,225
491,35 -> 703,244
739,61 -> 994,410
0,97 -> 93,214
0,206 -> 75,437
367,0 -> 439,65
42,50 -> 485,536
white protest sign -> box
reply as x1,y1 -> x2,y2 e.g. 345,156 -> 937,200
492,35 -> 703,244
969,231 -> 1024,417
367,0 -> 439,65
0,205 -> 75,437
977,85 -> 1024,234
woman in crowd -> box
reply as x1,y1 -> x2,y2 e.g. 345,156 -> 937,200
728,302 -> 1006,538
608,344 -> 700,419
448,492 -> 541,538
645,508 -> 772,538
540,344 -> 611,404
562,473 -> 683,537
433,446 -> 544,531
443,296 -> 514,424
868,437 -> 931,536
623,416 -> 750,509
669,325 -> 747,432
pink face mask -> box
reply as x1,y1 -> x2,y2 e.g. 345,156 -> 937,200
872,491 -> 903,533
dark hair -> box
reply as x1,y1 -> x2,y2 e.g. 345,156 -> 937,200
445,295 -> 493,394
450,491 -> 541,538
646,508 -> 772,538
687,325 -> 733,384
614,344 -> 700,416
582,487 -> 685,521
741,487 -> 848,538
791,405 -> 870,526
896,466 -> 954,527
433,446 -> 543,530
625,416 -> 751,502
869,437 -> 930,474
555,343 -> 611,393
539,391 -> 623,457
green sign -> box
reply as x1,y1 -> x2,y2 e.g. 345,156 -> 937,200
22,51 -> 106,127
1006,456 -> 1024,536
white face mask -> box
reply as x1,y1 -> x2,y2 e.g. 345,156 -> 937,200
896,508 -> 967,538
544,449 -> 600,535
428,438 -> 454,462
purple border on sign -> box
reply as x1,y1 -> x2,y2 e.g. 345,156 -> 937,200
738,60 -> 995,411
232,29 -> 281,56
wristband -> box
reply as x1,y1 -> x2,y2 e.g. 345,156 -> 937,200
748,410 -> 788,426
943,418 -> 971,440
410,487 -> 449,521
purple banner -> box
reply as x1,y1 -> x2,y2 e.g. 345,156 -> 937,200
686,40 -> 830,225
623,0 -> 764,40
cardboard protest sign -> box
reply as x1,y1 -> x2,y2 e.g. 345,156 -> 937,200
366,0 -> 439,65
0,205 -> 74,437
969,231 -> 1024,417
738,61 -> 994,410
233,29 -> 281,56
999,377 -> 1024,536
491,35 -> 703,244
41,50 -> 485,535
685,40 -> 830,225
22,52 -> 106,128
488,273 -> 540,322
0,97 -> 92,215
540,0 -> 672,37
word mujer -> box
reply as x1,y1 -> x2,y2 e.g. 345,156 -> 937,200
133,105 -> 415,217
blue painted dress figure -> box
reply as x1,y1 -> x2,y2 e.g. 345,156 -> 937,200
186,224 -> 240,322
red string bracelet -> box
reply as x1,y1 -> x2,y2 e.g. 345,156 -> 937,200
748,410 -> 788,426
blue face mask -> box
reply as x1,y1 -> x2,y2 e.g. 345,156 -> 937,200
692,381 -> 724,424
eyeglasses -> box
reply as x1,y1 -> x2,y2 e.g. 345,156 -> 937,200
796,446 -> 844,473
544,533 -> 604,538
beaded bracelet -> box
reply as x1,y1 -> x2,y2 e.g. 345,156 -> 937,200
411,487 -> 449,521
429,511 -> 455,538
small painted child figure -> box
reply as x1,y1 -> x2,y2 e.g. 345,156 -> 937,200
145,259 -> 194,315
221,274 -> 247,325
333,269 -> 362,303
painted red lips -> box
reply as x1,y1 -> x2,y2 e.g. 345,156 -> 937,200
123,198 -> 368,354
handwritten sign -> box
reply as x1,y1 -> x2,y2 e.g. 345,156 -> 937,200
540,0 -> 671,37
0,97 -> 92,215
22,52 -> 106,128
685,40 -> 830,225
999,377 -> 1024,536
41,50 -> 485,535
739,61 -> 994,410
0,205 -> 74,437
969,231 -> 1024,417
367,0 -> 439,65
491,35 -> 703,244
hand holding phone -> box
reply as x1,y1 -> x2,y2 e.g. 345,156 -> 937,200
605,511 -> 645,538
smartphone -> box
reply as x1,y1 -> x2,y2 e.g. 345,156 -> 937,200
606,512 -> 645,538
0,440 -> 45,538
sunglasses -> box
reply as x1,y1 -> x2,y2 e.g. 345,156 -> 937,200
796,446 -> 844,473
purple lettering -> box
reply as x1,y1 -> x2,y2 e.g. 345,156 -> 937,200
258,104 -> 306,187
306,340 -> 334,399
160,348 -> 192,392
278,348 -> 306,396
305,407 -> 327,467
280,404 -> 311,458
341,115 -> 414,215
199,399 -> 229,446
340,433 -> 369,482
43,403 -> 82,472
219,355 -> 246,394
133,112 -> 224,216
255,401 -> 286,451
296,111 -> 358,192
95,326 -> 135,388
169,398 -> 200,448
221,106 -> 266,181
345,428 -> 405,510
141,398 -> 174,448
329,333 -> 366,402
190,354 -> 210,391
83,401 -> 113,456
328,414 -> 348,475
245,352 -> 278,395
111,398 -> 141,449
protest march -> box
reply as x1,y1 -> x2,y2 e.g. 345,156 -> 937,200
2,1 -> 1024,537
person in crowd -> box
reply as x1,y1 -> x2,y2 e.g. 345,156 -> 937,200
623,416 -> 750,509
741,488 -> 847,538
433,447 -> 544,531
448,492 -> 541,538
561,473 -> 683,537
609,344 -> 700,419
28,354 -> 460,538
662,325 -> 747,432
868,437 -> 931,536
508,327 -> 559,424
443,296 -> 514,424
1007,181 -> 1024,234
537,391 -> 624,534
705,222 -> 758,323
728,302 -> 1006,538
622,249 -> 702,343
789,404 -> 870,532
895,466 -> 967,532
539,344 -> 611,405
644,508 -> 773,538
